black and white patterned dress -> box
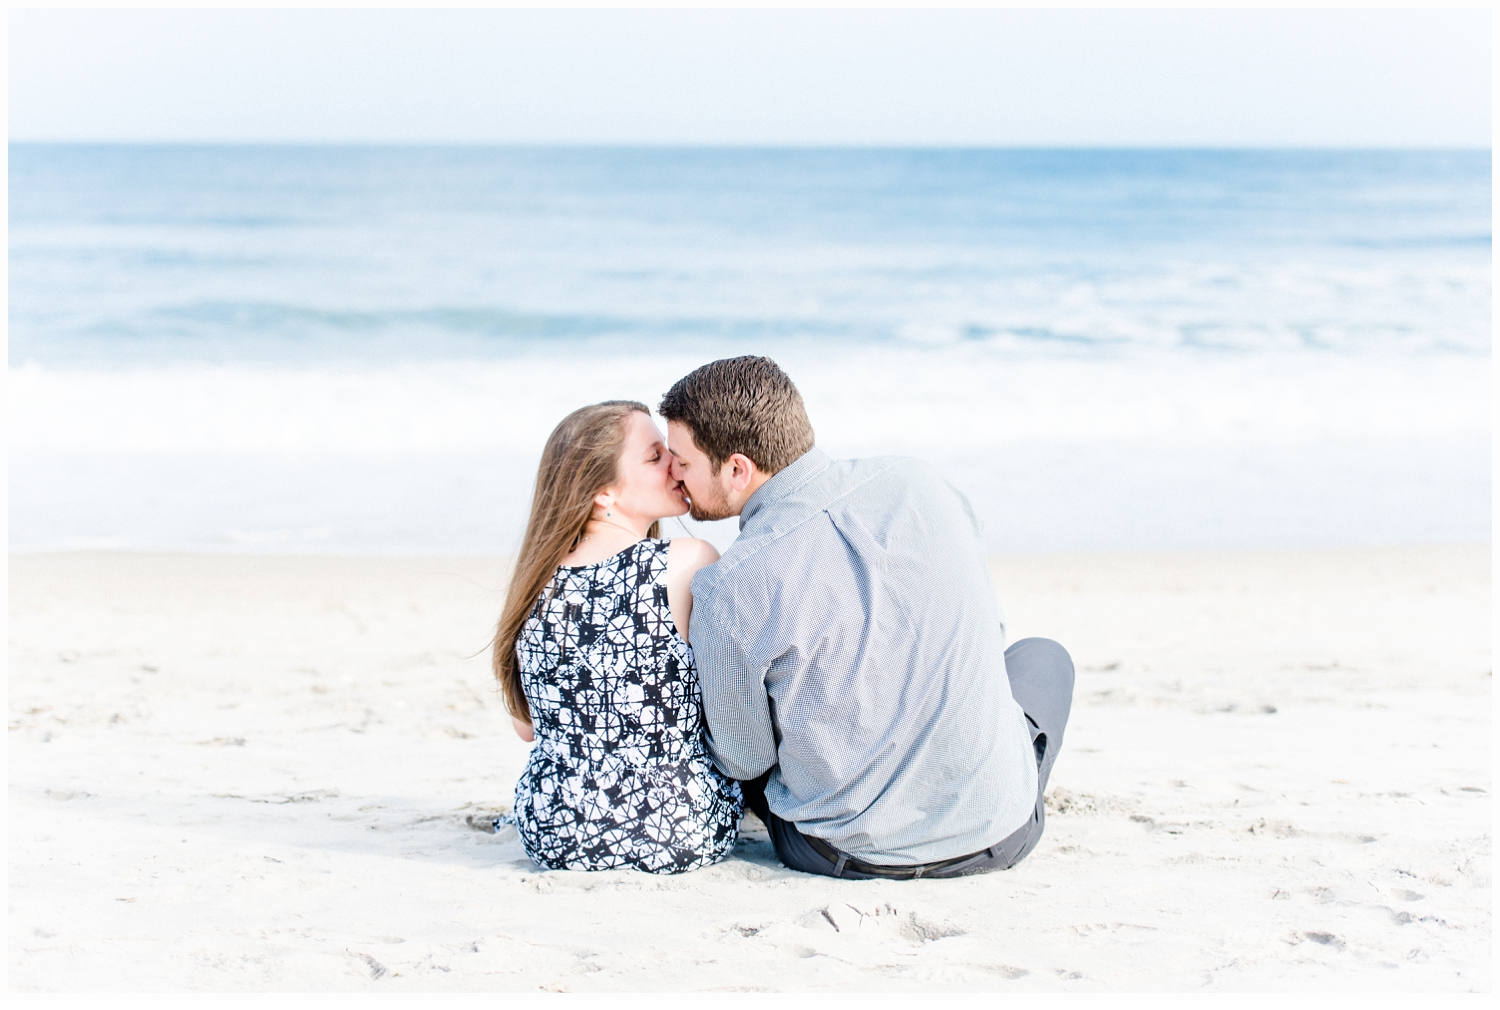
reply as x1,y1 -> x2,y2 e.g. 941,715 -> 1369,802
513,538 -> 742,873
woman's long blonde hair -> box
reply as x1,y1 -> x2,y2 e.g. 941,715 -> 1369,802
493,400 -> 660,723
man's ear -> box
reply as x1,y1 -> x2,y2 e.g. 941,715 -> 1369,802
727,453 -> 758,493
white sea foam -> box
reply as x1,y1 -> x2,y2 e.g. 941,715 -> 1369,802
8,146 -> 1490,554
8,347 -> 1487,454
8,346 -> 1490,555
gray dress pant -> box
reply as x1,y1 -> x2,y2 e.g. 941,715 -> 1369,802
742,637 -> 1075,879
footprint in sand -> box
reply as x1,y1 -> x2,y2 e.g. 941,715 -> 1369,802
1297,931 -> 1345,950
798,903 -> 966,945
969,962 -> 1029,979
347,950 -> 388,979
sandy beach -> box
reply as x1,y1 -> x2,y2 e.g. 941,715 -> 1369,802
7,544 -> 1490,992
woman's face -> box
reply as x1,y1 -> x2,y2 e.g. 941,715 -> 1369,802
601,411 -> 691,525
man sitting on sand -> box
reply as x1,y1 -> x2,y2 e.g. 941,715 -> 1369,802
660,355 -> 1075,879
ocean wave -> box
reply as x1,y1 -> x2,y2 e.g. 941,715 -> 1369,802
7,145 -> 1490,552
9,352 -> 1489,555
9,145 -> 1490,368
9,347 -> 1489,457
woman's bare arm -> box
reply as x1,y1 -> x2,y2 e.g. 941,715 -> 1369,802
664,537 -> 721,644
511,715 -> 535,742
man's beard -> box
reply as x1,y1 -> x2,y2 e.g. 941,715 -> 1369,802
687,478 -> 735,522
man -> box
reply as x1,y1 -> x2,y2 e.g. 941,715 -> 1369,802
660,355 -> 1074,879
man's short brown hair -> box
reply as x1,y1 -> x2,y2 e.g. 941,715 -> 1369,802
659,356 -> 815,474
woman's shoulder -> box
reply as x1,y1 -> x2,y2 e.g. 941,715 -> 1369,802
663,536 -> 720,577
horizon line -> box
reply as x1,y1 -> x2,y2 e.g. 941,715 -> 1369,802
8,139 -> 1492,152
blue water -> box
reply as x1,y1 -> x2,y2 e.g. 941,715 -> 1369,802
9,145 -> 1490,365
7,145 -> 1491,553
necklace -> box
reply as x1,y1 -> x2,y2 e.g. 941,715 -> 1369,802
581,516 -> 634,545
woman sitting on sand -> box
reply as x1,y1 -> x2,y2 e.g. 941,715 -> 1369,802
492,400 -> 742,873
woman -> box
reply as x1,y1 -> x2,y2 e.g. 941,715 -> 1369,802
492,400 -> 741,873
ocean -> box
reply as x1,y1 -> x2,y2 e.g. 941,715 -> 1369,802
8,145 -> 1491,554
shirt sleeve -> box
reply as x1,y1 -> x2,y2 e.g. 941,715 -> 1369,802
692,604 -> 779,781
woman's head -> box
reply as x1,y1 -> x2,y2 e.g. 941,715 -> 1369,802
587,407 -> 692,531
492,401 -> 685,722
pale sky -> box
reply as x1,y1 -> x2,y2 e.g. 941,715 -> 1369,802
8,7 -> 1492,147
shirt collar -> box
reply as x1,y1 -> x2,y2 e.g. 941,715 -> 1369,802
739,447 -> 833,530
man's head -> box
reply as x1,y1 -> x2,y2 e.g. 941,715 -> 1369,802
659,356 -> 815,521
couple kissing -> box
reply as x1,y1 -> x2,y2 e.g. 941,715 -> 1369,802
491,355 -> 1074,880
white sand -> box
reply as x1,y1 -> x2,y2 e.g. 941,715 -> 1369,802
7,545 -> 1490,992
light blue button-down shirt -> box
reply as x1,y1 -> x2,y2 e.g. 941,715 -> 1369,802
688,447 -> 1037,865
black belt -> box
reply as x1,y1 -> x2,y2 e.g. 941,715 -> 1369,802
803,833 -> 998,880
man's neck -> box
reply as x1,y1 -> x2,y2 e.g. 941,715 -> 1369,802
740,469 -> 773,506
736,447 -> 832,528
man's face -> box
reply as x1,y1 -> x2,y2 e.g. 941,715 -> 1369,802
666,421 -> 737,522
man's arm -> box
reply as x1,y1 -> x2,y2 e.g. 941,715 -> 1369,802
692,608 -> 778,781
